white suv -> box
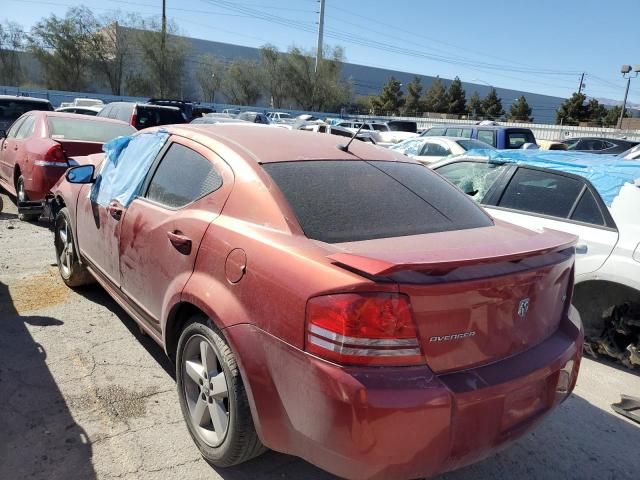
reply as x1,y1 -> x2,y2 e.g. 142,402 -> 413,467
432,151 -> 640,368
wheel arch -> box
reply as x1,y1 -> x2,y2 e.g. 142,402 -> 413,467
573,279 -> 640,337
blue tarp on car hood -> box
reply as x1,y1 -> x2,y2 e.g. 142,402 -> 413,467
464,149 -> 640,206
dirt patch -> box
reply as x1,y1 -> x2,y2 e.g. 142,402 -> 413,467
70,385 -> 157,422
1,268 -> 70,314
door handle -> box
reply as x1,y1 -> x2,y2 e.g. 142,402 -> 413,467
107,200 -> 124,221
576,244 -> 588,254
167,230 -> 192,255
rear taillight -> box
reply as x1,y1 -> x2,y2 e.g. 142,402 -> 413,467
44,144 -> 67,165
130,109 -> 137,127
305,293 -> 424,366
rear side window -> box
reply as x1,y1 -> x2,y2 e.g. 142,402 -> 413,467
48,117 -> 135,143
15,115 -> 36,139
477,130 -> 495,146
498,168 -> 584,218
445,128 -> 462,137
506,130 -> 535,149
571,190 -> 604,226
461,128 -> 473,138
146,143 -> 222,209
263,160 -> 491,243
136,107 -> 184,128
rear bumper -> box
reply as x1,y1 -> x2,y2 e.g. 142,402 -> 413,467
224,307 -> 582,480
26,164 -> 68,201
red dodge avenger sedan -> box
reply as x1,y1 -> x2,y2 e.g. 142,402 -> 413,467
47,125 -> 582,480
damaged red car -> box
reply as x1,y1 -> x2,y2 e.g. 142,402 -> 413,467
47,125 -> 583,480
0,111 -> 135,220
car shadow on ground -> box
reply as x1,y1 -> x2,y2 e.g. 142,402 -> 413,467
78,284 -> 176,380
586,353 -> 640,377
0,281 -> 97,480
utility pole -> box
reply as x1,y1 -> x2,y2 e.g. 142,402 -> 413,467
315,0 -> 325,73
617,64 -> 639,129
618,76 -> 631,129
161,0 -> 167,97
577,72 -> 585,94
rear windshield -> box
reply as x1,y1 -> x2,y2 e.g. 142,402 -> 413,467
136,106 -> 185,128
263,160 -> 491,243
0,99 -> 52,122
48,117 -> 135,143
506,130 -> 536,148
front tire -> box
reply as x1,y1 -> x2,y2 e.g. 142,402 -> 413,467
176,317 -> 265,467
17,176 -> 39,222
54,207 -> 93,287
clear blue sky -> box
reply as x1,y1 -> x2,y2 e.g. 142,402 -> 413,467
4,0 -> 640,104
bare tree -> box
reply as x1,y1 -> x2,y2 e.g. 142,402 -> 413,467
223,59 -> 262,105
88,11 -> 140,95
27,7 -> 97,91
260,45 -> 287,108
195,54 -> 224,103
130,18 -> 189,98
0,21 -> 24,85
280,45 -> 350,111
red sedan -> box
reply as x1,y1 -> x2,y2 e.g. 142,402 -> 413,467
0,111 -> 135,220
47,125 -> 583,480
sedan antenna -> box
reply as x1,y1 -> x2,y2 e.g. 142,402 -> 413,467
337,122 -> 365,153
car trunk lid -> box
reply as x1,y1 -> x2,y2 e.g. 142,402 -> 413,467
328,221 -> 576,373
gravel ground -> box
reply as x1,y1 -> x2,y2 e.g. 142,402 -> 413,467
0,191 -> 639,480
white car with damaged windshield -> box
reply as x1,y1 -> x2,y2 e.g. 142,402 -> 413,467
431,149 -> 640,369
390,136 -> 495,164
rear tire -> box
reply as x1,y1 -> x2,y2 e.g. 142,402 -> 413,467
16,175 -> 39,222
176,316 -> 266,467
54,207 -> 94,287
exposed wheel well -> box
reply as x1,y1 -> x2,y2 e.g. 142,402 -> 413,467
51,195 -> 66,219
573,280 -> 640,338
165,302 -> 206,361
13,166 -> 21,188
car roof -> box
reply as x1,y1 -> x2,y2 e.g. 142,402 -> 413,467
56,106 -> 103,111
0,95 -> 51,103
444,149 -> 640,205
562,136 -> 637,144
106,102 -> 181,111
42,111 -> 131,125
156,124 -> 414,164
429,124 -> 530,130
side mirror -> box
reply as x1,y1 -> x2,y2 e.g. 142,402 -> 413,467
0,129 -> 6,139
66,164 -> 95,184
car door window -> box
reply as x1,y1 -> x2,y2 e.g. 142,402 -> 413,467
15,116 -> 35,139
436,161 -> 507,201
424,127 -> 445,136
6,117 -> 26,138
498,168 -> 584,218
477,130 -> 496,147
146,143 -> 223,209
460,128 -> 473,138
571,189 -> 605,226
421,142 -> 450,156
445,128 -> 462,137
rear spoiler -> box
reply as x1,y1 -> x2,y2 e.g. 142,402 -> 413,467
328,229 -> 577,277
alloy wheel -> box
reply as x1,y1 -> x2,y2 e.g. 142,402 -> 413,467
57,218 -> 73,278
182,334 -> 230,447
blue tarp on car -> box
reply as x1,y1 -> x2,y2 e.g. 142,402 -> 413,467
464,149 -> 640,206
91,130 -> 169,207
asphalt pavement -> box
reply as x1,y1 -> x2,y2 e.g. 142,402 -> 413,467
0,192 -> 639,480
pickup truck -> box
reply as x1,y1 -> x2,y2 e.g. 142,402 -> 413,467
421,124 -> 536,149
